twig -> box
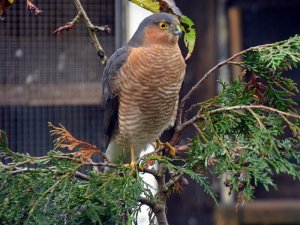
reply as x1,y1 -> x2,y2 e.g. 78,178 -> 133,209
181,104 -> 300,129
165,172 -> 183,190
84,161 -> 117,168
73,0 -> 107,64
175,145 -> 190,152
184,102 -> 201,122
89,25 -> 112,33
74,171 -> 89,180
26,0 -> 42,15
171,103 -> 300,145
53,12 -> 82,36
7,167 -> 90,181
247,108 -> 265,128
170,114 -> 205,145
207,105 -> 300,119
140,167 -> 159,177
227,61 -> 245,68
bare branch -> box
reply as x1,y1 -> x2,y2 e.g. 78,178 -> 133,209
53,12 -> 82,36
73,0 -> 108,64
89,25 -> 112,33
139,167 -> 159,177
170,114 -> 205,145
26,0 -> 42,15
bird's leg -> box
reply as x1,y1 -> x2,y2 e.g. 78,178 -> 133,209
124,144 -> 137,168
156,139 -> 176,156
130,144 -> 136,167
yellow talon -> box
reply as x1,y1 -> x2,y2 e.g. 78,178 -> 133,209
124,144 -> 137,168
124,161 -> 136,168
156,139 -> 176,156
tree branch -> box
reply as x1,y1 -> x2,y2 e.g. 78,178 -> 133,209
165,172 -> 183,190
172,40 -> 289,145
0,162 -> 90,181
26,0 -> 42,15
73,0 -> 108,64
207,105 -> 300,119
53,12 -> 82,36
139,197 -> 156,208
154,163 -> 169,225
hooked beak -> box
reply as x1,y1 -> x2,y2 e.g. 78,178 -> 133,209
173,25 -> 182,36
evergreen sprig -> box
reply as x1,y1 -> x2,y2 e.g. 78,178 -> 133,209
0,148 -> 145,224
187,35 -> 300,201
1,35 -> 300,224
242,35 -> 300,110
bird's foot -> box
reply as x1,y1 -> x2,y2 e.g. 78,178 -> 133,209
124,160 -> 141,176
124,160 -> 137,169
156,139 -> 176,156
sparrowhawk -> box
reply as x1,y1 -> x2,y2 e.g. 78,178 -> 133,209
102,13 -> 186,167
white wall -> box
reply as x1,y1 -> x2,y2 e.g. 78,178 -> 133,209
127,2 -> 152,41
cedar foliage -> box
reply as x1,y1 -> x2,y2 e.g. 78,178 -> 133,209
1,35 -> 300,224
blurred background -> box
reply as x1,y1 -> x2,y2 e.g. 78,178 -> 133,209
1,0 -> 300,224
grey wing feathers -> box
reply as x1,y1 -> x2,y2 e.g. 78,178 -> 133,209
102,47 -> 129,147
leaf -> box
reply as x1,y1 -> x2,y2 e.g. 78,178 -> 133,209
130,0 -> 182,15
160,0 -> 182,16
130,0 -> 160,12
74,149 -> 100,162
180,16 -> 196,60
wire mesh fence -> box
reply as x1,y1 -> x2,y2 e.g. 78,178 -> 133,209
0,0 -> 116,155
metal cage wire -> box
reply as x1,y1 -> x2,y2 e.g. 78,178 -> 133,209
0,0 -> 117,155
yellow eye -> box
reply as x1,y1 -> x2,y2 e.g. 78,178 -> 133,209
159,22 -> 169,30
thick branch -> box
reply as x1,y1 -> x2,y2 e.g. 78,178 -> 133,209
139,197 -> 156,208
153,204 -> 169,225
154,164 -> 169,225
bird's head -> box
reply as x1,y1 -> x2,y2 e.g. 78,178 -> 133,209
128,13 -> 182,47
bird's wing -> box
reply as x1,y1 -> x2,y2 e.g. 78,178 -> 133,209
102,47 -> 129,147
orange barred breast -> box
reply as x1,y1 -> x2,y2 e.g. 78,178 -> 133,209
112,44 -> 186,152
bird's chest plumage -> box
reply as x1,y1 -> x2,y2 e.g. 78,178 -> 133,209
114,45 -> 186,148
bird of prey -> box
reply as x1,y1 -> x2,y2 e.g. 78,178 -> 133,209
102,13 -> 186,167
